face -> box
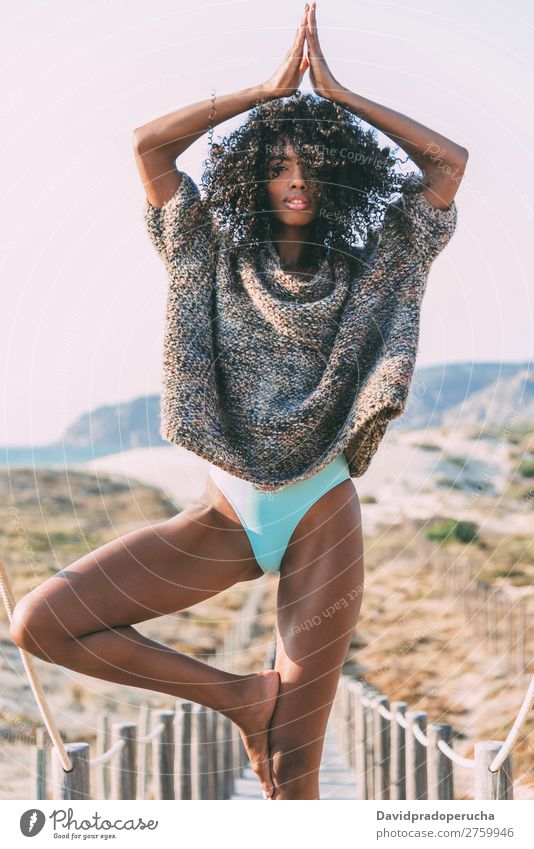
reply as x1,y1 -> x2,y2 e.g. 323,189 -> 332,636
265,140 -> 321,225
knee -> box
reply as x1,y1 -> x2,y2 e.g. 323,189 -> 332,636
9,595 -> 58,660
270,746 -> 318,798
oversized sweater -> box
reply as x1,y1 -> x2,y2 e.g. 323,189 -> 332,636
143,169 -> 458,489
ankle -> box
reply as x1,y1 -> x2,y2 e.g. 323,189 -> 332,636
221,669 -> 280,725
219,673 -> 257,720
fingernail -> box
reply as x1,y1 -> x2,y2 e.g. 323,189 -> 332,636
262,789 -> 269,799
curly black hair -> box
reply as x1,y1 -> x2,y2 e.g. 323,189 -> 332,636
197,90 -> 423,270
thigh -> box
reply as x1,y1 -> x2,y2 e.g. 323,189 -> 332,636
10,504 -> 264,643
270,479 -> 364,766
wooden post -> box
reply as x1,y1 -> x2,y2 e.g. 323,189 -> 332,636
33,727 -> 48,800
232,719 -> 244,777
351,681 -> 368,800
221,714 -> 235,799
372,694 -> 390,800
474,741 -> 513,800
152,710 -> 175,800
337,676 -> 350,765
390,701 -> 407,801
207,709 -> 220,799
406,711 -> 428,800
427,723 -> 454,800
95,714 -> 111,800
337,681 -> 345,761
364,685 -> 377,800
191,703 -> 209,799
136,703 -> 149,801
111,723 -> 137,800
174,701 -> 192,800
51,742 -> 91,800
346,679 -> 357,770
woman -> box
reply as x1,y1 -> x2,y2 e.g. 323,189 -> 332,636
10,2 -> 467,800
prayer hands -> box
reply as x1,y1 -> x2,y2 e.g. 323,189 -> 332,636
261,2 -> 343,101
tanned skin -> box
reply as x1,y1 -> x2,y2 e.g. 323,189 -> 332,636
10,2 -> 467,800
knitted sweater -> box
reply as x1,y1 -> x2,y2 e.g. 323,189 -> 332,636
143,169 -> 458,488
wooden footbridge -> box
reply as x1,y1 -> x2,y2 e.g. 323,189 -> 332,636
1,554 -> 532,801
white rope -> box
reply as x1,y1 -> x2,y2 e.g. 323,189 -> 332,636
437,739 -> 475,769
412,723 -> 429,747
376,702 -> 394,721
343,688 -> 477,769
394,710 -> 408,729
488,673 -> 534,772
138,721 -> 165,744
88,737 -> 125,765
353,669 -> 533,775
0,554 -> 74,772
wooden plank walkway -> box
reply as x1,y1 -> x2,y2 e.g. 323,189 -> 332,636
230,720 -> 357,800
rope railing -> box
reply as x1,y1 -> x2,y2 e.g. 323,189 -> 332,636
137,720 -> 165,745
28,705 -> 245,800
4,543 -> 531,801
333,673 -> 530,800
0,551 -> 260,800
30,578 -> 265,799
87,737 -> 125,766
85,717 -> 167,768
487,673 -> 534,772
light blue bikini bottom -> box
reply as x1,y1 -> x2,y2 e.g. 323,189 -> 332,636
208,453 -> 351,574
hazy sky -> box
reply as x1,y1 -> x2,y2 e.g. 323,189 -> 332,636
2,0 -> 533,445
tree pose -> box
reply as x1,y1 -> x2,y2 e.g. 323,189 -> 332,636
11,2 -> 467,800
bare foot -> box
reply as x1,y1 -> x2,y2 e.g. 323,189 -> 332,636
225,669 -> 280,798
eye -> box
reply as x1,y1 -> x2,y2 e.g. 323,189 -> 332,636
268,162 -> 287,178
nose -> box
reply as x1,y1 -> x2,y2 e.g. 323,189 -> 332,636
289,168 -> 308,189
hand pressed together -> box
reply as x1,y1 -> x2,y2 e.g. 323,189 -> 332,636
261,1 -> 344,101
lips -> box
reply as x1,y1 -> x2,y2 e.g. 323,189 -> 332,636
283,195 -> 311,211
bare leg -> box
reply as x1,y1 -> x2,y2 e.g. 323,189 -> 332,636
268,479 -> 364,800
9,503 -> 280,796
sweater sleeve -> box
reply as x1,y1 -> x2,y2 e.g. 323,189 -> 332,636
143,169 -> 218,267
382,175 -> 458,267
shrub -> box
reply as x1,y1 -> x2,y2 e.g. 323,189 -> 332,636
518,459 -> 534,479
425,519 -> 479,544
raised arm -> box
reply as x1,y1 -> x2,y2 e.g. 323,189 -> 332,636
303,0 -> 469,209
133,6 -> 310,209
133,87 -> 265,208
